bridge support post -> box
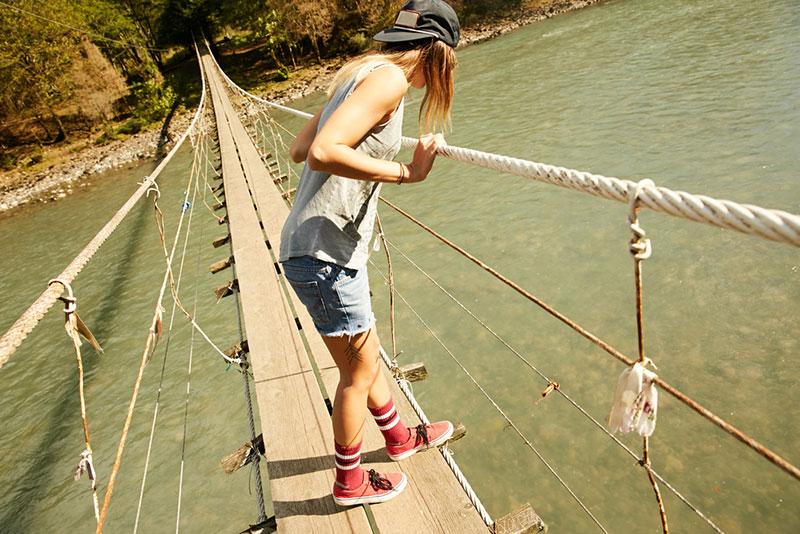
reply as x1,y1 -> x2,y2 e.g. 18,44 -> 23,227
493,503 -> 546,533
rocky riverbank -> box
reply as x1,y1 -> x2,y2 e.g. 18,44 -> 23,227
0,113 -> 193,213
242,0 -> 602,104
0,0 -> 602,215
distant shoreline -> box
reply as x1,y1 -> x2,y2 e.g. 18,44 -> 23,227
0,0 -> 602,216
236,0 -> 602,105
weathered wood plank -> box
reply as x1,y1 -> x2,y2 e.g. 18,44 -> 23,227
220,74 -> 487,533
204,55 -> 371,533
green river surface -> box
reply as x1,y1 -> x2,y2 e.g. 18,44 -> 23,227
2,0 -> 798,531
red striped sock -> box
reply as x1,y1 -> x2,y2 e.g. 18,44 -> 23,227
370,398 -> 411,446
334,441 -> 364,489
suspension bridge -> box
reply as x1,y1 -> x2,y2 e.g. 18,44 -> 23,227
0,37 -> 798,533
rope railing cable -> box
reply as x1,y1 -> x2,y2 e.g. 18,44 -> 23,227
95,40 -> 210,534
175,169 -> 207,533
133,120 -> 205,533
369,261 -> 609,533
380,196 -> 800,482
381,236 -> 724,532
207,52 -> 800,248
202,49 -> 269,522
0,42 -> 207,369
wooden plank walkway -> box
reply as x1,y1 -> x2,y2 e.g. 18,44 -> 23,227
202,49 -> 488,533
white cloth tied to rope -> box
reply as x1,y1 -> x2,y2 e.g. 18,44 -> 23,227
608,362 -> 658,437
74,449 -> 97,488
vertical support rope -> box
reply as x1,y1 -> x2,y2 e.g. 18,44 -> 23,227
95,145 -> 199,534
628,180 -> 669,534
375,215 -> 398,368
48,279 -> 101,522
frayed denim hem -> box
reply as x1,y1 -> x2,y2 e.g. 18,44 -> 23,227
318,316 -> 376,338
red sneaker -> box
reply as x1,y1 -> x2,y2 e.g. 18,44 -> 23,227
332,469 -> 407,506
386,421 -> 454,461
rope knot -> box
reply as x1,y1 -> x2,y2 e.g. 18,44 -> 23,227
627,179 -> 655,260
541,382 -> 559,398
143,179 -> 160,200
48,278 -> 76,314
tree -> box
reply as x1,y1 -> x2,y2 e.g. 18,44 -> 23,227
0,0 -> 77,142
156,0 -> 221,46
269,0 -> 336,63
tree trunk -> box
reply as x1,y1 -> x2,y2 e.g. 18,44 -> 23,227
312,36 -> 322,64
46,104 -> 67,143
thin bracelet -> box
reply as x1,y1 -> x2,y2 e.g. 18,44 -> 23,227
396,162 -> 405,184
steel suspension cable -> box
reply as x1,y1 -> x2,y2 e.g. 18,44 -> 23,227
133,126 -> 204,533
381,236 -> 725,532
204,83 -> 269,522
175,165 -> 207,533
369,261 -> 609,532
379,196 -> 800,482
0,0 -> 171,51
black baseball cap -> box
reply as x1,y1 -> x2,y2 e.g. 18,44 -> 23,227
373,0 -> 460,49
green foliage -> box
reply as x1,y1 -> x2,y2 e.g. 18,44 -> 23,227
118,117 -> 147,134
0,0 -> 77,132
157,0 -> 221,46
131,79 -> 176,122
1,0 -> 535,153
95,123 -> 122,145
346,32 -> 370,54
273,65 -> 291,81
0,0 -> 167,148
0,150 -> 18,171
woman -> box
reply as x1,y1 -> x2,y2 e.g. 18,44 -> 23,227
279,0 -> 460,506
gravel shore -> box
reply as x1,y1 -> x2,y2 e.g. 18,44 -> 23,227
0,0 -> 601,215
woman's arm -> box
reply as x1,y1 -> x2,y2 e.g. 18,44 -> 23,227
289,109 -> 322,163
307,65 -> 442,184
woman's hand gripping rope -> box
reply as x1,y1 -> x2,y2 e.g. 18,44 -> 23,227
403,133 -> 446,184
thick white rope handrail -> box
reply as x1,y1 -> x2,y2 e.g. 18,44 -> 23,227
207,49 -> 800,247
0,43 -> 208,369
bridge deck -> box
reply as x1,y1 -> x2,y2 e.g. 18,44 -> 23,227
202,51 -> 488,533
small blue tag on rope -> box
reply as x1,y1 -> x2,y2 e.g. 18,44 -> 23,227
181,191 -> 191,213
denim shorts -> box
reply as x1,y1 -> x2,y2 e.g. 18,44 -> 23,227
281,255 -> 375,337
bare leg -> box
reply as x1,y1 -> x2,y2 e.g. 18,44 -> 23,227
366,368 -> 393,410
322,326 -> 384,446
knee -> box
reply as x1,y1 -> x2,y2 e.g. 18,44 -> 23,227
340,360 -> 380,393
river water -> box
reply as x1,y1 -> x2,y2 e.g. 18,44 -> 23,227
1,0 -> 798,532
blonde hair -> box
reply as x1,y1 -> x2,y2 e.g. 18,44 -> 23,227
327,40 -> 457,133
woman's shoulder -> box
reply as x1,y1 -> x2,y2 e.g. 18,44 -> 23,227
353,62 -> 407,104
353,60 -> 406,87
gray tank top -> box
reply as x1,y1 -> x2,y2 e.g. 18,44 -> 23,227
279,61 -> 404,269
